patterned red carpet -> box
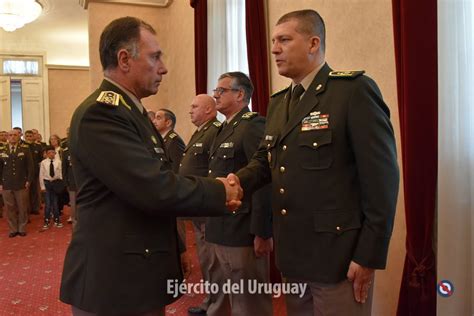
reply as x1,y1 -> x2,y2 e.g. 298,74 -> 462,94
0,208 -> 286,315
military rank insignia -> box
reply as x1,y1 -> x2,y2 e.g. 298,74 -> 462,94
329,70 -> 365,78
97,91 -> 120,106
151,136 -> 157,144
169,133 -> 177,139
301,111 -> 329,131
219,142 -> 234,148
213,121 -> 222,128
242,112 -> 258,119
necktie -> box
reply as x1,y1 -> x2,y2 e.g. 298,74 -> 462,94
49,160 -> 55,177
287,84 -> 305,119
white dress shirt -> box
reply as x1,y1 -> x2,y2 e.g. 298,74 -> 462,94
39,158 -> 62,190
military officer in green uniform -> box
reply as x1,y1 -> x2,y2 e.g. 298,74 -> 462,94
231,9 -> 400,316
153,108 -> 185,173
178,94 -> 221,315
59,17 -> 241,316
205,72 -> 273,316
24,130 -> 43,215
0,129 -> 34,237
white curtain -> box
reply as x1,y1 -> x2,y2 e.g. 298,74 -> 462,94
437,1 -> 474,314
207,0 -> 249,119
2,59 -> 39,75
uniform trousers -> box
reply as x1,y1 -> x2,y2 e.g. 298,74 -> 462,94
206,243 -> 273,316
192,220 -> 211,310
284,276 -> 374,316
71,306 -> 165,316
2,188 -> 29,233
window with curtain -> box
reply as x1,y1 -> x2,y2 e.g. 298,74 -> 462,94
437,0 -> 474,314
207,0 -> 250,117
2,59 -> 40,76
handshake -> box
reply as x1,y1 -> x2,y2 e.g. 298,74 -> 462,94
216,173 -> 243,212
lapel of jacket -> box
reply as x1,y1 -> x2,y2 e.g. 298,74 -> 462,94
280,63 -> 332,142
210,107 -> 249,156
184,119 -> 213,152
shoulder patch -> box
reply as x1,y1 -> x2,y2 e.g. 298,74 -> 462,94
96,91 -> 121,106
213,121 -> 222,128
271,87 -> 289,98
329,70 -> 365,79
169,132 -> 177,139
242,112 -> 258,120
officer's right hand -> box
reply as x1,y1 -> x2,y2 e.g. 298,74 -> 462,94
216,175 -> 243,212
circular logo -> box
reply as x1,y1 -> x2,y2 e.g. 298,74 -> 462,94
437,280 -> 454,297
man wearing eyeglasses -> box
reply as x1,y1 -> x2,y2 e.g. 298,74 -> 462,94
205,72 -> 273,316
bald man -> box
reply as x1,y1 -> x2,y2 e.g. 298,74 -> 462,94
178,94 -> 222,315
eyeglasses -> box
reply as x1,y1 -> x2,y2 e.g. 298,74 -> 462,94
212,87 -> 240,95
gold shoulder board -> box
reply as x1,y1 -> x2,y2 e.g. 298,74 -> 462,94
96,91 -> 121,106
213,121 -> 222,128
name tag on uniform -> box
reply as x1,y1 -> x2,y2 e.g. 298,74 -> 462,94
154,147 -> 164,154
301,112 -> 330,131
194,143 -> 203,147
220,142 -> 234,148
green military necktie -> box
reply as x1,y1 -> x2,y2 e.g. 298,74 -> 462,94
287,84 -> 305,120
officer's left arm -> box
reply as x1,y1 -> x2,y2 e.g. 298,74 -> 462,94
348,77 -> 400,269
243,117 -> 273,240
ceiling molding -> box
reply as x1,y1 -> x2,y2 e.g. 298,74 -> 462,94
79,0 -> 172,9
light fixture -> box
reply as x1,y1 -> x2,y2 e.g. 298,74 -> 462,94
0,0 -> 42,32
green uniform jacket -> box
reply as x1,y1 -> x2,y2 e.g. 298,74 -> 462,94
59,80 -> 228,315
178,118 -> 221,178
163,130 -> 185,173
237,63 -> 399,283
0,144 -> 34,190
206,107 -> 272,247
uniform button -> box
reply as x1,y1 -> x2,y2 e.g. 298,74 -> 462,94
267,143 -> 270,148
194,153 -> 197,156
223,155 -> 226,158
336,226 -> 341,231
208,170 -> 212,174
182,153 -> 186,156
279,188 -> 285,194
313,142 -> 318,147
144,248 -> 150,258
145,248 -> 150,253
280,166 -> 285,173
211,156 -> 214,160
281,209 -> 287,215
179,163 -> 182,167
160,158 -> 163,161
282,145 -> 287,151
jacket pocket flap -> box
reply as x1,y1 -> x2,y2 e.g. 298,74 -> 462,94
314,210 -> 361,234
298,130 -> 332,149
216,147 -> 235,159
123,234 -> 169,255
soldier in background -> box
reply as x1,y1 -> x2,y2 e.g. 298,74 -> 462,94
24,130 -> 42,215
178,94 -> 222,315
0,129 -> 34,237
153,109 -> 185,173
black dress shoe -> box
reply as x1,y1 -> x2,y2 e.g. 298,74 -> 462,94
18,232 -> 27,237
8,232 -> 18,238
188,307 -> 207,315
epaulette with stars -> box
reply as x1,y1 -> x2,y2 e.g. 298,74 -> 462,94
329,70 -> 365,79
169,132 -> 177,139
